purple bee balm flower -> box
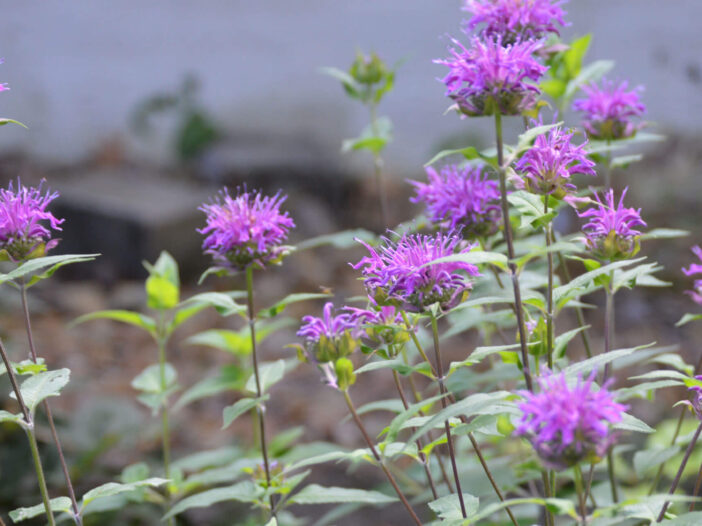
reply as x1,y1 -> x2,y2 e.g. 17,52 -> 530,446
435,36 -> 547,117
409,164 -> 501,237
682,246 -> 702,305
352,232 -> 481,312
515,370 -> 627,470
198,188 -> 295,271
572,79 -> 646,141
0,179 -> 64,261
298,302 -> 359,345
578,187 -> 646,260
463,0 -> 568,43
514,123 -> 595,198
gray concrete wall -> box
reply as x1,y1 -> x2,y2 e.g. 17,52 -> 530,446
1,1 -> 700,173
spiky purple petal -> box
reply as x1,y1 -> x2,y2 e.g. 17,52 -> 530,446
573,79 -> 646,140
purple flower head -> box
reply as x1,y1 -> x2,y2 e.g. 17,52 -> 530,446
352,232 -> 481,313
345,305 -> 409,348
198,188 -> 295,271
572,79 -> 646,140
409,164 -> 501,237
435,36 -> 547,117
0,179 -> 64,261
297,302 -> 360,363
682,246 -> 702,305
578,188 -> 646,260
514,122 -> 596,198
463,0 -> 568,43
515,370 -> 627,470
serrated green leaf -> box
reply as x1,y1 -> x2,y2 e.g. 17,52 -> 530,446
561,344 -> 653,378
421,250 -> 508,270
174,366 -> 244,410
184,292 -> 246,317
244,359 -> 287,394
71,309 -> 157,337
465,497 -> 576,524
258,293 -> 332,319
428,493 -> 479,521
554,258 -> 644,306
163,481 -> 262,519
222,395 -> 268,429
615,412 -> 655,434
384,393 -> 447,443
290,484 -> 396,505
639,228 -> 689,241
187,329 -> 252,355
563,34 -> 592,76
11,369 -> 70,414
0,254 -> 99,288
168,302 -> 207,334
9,497 -> 73,522
633,446 -> 679,478
131,364 -> 177,394
81,478 -> 168,511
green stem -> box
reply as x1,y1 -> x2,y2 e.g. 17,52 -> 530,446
494,111 -> 534,392
156,314 -> 175,526
342,390 -> 423,526
574,464 -> 587,525
544,200 -> 554,369
245,266 -> 276,518
541,470 -> 554,526
690,461 -> 702,512
657,422 -> 702,521
19,282 -> 83,525
429,311 -> 467,518
555,248 -> 594,358
26,428 -> 56,526
391,369 -> 439,500
602,275 -> 619,503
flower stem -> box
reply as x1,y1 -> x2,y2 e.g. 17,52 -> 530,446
428,311 -> 468,517
494,111 -> 534,392
156,331 -> 175,526
540,470 -> 554,526
342,389 -> 423,526
370,103 -> 389,228
0,338 -> 55,526
657,421 -> 702,522
19,282 -> 82,526
26,427 -> 56,526
544,199 -> 554,369
574,464 -> 588,526
391,369 -> 439,500
602,275 -> 619,503
554,248 -> 593,358
245,266 -> 276,518
690,461 -> 702,512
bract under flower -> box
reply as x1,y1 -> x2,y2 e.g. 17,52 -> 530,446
578,188 -> 645,261
409,164 -> 501,236
352,232 -> 480,312
198,188 -> 294,272
572,79 -> 646,140
0,179 -> 64,261
515,370 -> 626,470
463,0 -> 568,43
435,36 -> 547,117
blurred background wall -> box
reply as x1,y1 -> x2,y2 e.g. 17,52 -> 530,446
0,0 -> 700,173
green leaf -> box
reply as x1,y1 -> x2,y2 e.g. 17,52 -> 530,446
144,251 -> 180,310
11,369 -> 70,414
0,254 -> 99,288
222,396 -> 268,429
465,497 -> 577,524
319,66 -> 362,98
163,481 -> 262,519
633,446 -> 679,478
81,478 -> 168,511
384,393 -> 448,443
184,292 -> 246,317
187,329 -> 252,355
615,412 -> 655,434
553,326 -> 590,360
564,59 -> 614,100
639,228 -> 689,241
9,497 -> 73,522
342,117 -> 393,155
71,310 -> 157,337
297,229 -> 376,251
663,512 -> 702,525
563,34 -> 592,76
677,313 -> 702,327
421,250 -> 508,270
168,302 -> 208,334
516,122 -> 563,151
561,344 -> 653,377
424,146 -> 497,168
0,118 -> 28,128
131,364 -> 177,393
258,293 -> 332,319
244,359 -> 287,394
428,493 -> 479,521
174,366 -> 244,410
0,358 -> 47,377
0,410 -> 23,426
507,191 -> 556,230
290,484 -> 397,505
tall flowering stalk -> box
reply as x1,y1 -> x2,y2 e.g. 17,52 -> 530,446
297,303 -> 424,525
0,180 -> 82,526
578,187 -> 645,502
199,187 -> 295,519
515,122 -> 595,368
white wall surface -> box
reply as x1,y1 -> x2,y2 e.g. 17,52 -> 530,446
0,1 -> 700,172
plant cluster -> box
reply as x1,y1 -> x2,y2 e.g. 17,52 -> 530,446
1,2 -> 701,525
